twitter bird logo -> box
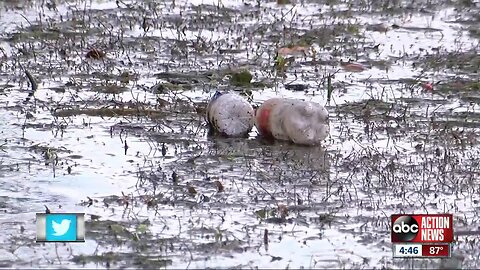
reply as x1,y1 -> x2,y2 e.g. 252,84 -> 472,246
52,219 -> 71,236
46,214 -> 77,241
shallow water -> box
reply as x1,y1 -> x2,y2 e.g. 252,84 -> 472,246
0,0 -> 479,269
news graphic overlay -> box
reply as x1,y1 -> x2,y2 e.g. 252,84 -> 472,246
391,214 -> 453,258
36,213 -> 85,242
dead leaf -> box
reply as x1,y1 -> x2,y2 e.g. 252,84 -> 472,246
341,61 -> 367,72
187,183 -> 197,196
86,48 -> 105,59
214,180 -> 224,192
278,46 -> 309,56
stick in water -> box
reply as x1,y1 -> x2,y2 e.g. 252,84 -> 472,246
19,63 -> 38,96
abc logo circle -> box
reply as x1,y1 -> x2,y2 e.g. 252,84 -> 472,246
392,216 -> 419,242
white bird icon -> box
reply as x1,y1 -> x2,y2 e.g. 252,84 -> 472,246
51,219 -> 71,236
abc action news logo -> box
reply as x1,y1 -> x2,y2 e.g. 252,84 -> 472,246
391,214 -> 453,243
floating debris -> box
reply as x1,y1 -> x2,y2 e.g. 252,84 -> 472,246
187,183 -> 197,196
256,98 -> 329,145
86,48 -> 105,59
229,70 -> 253,87
206,91 -> 255,137
277,45 -> 309,56
340,61 -> 367,72
214,180 -> 224,192
285,83 -> 309,91
422,82 -> 434,91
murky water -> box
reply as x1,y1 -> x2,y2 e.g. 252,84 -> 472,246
0,0 -> 479,268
